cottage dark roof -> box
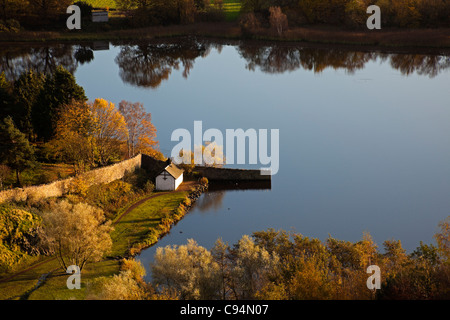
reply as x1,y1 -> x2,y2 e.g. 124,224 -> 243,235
160,163 -> 184,179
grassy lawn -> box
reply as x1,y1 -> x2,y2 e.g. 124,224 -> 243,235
110,191 -> 188,257
0,189 -> 190,300
0,256 -> 51,300
83,0 -> 242,21
222,0 -> 242,21
1,163 -> 74,190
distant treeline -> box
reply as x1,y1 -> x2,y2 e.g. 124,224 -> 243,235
1,0 -> 449,31
113,0 -> 450,29
240,0 -> 450,29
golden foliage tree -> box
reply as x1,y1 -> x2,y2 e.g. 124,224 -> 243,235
269,6 -> 288,36
152,239 -> 223,300
435,216 -> 450,263
118,100 -> 158,158
90,98 -> 128,165
28,0 -> 73,18
41,200 -> 113,272
0,0 -> 28,20
49,100 -> 95,173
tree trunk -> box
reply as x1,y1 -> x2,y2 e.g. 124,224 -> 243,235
15,169 -> 21,187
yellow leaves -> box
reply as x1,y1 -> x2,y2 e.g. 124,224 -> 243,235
67,176 -> 91,197
50,98 -> 159,168
89,98 -> 129,165
90,98 -> 128,142
0,205 -> 41,272
118,100 -> 159,158
41,200 -> 113,271
435,216 -> 450,263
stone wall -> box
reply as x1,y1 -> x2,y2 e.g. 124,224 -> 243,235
0,154 -> 143,204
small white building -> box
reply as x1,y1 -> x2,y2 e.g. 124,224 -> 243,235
92,11 -> 109,23
155,163 -> 184,191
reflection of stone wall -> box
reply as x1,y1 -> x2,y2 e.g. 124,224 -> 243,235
194,167 -> 271,181
0,154 -> 143,204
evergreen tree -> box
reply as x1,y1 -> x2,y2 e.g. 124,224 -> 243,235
0,117 -> 36,186
0,72 -> 14,122
32,66 -> 86,141
12,70 -> 45,141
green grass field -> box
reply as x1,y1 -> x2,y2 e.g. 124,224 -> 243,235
83,0 -> 242,20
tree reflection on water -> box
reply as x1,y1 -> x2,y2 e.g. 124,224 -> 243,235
1,38 -> 449,86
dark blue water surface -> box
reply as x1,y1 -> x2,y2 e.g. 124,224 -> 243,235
2,39 -> 450,280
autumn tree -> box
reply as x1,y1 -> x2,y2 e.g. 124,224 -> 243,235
269,6 -> 288,36
175,143 -> 225,173
0,0 -> 28,21
89,98 -> 128,166
49,100 -> 95,173
211,238 -> 232,300
28,0 -> 72,19
118,100 -> 158,158
178,0 -> 196,24
151,239 -> 222,299
239,12 -> 261,36
345,0 -> 370,28
88,259 -> 148,300
0,117 -> 35,186
227,235 -> 279,299
41,200 -> 113,272
435,216 -> 450,263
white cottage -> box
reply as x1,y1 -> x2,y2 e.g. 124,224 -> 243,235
155,163 -> 184,191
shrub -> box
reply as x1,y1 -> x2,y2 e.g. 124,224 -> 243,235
345,0 -> 368,28
0,19 -> 20,33
239,12 -> 261,36
182,197 -> 191,207
196,7 -> 226,22
67,176 -> 90,197
37,171 -> 58,185
199,176 -> 209,186
143,180 -> 155,193
0,205 -> 42,272
269,7 -> 288,36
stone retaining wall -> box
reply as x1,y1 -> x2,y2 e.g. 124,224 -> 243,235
0,154 -> 142,204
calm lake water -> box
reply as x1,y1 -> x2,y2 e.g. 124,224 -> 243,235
2,39 -> 450,280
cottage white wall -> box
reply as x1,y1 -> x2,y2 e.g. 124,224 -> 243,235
92,12 -> 109,22
174,174 -> 183,190
156,175 -> 175,191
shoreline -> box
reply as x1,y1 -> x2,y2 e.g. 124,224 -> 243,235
125,180 -> 208,258
1,22 -> 450,50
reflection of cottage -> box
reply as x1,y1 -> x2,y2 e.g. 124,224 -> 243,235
155,163 -> 184,191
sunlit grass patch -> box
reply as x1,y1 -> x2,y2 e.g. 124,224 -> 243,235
110,192 -> 188,257
219,0 -> 242,21
83,0 -> 116,9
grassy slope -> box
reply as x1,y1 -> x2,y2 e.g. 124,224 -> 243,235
110,191 -> 188,257
0,190 -> 189,300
